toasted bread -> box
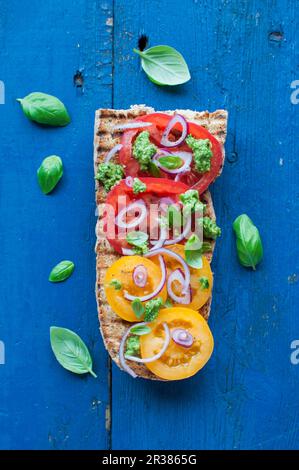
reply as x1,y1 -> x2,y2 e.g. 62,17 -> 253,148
94,106 -> 228,380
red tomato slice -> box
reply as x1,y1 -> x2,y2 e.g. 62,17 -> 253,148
105,178 -> 189,254
119,113 -> 224,194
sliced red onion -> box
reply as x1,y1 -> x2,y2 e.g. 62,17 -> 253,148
160,114 -> 188,148
153,151 -> 192,175
124,255 -> 166,302
115,201 -> 147,229
104,143 -> 123,163
172,328 -> 194,348
125,176 -> 134,188
113,122 -> 153,131
125,322 -> 170,363
145,248 -> 190,294
122,248 -> 135,255
150,222 -> 168,250
119,322 -> 148,378
133,264 -> 148,287
167,269 -> 191,305
164,214 -> 191,246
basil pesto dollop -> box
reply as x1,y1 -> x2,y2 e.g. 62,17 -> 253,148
199,217 -> 221,240
133,131 -> 157,171
96,162 -> 124,192
132,177 -> 147,194
186,135 -> 212,173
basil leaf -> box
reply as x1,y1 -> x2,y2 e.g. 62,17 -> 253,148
185,233 -> 203,269
233,214 -> 263,270
131,299 -> 145,319
37,155 -> 63,194
49,260 -> 75,283
130,325 -> 151,335
148,161 -> 161,177
199,277 -> 209,290
133,45 -> 191,86
17,92 -> 71,126
158,155 -> 183,169
126,231 -> 148,248
50,326 -> 96,377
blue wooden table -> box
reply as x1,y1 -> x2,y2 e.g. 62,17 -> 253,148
0,0 -> 298,450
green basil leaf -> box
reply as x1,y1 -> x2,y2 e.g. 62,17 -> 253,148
185,233 -> 203,269
126,231 -> 148,248
158,155 -> 183,169
148,161 -> 161,177
133,45 -> 191,86
50,326 -> 96,377
17,92 -> 71,126
131,299 -> 145,319
130,324 -> 151,335
233,214 -> 263,270
37,155 -> 63,194
49,260 -> 75,283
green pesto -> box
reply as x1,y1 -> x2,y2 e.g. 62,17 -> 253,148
133,177 -> 147,194
144,297 -> 164,322
132,131 -> 157,171
186,135 -> 212,173
109,279 -> 122,290
199,217 -> 221,239
96,162 -> 124,192
179,189 -> 206,214
125,335 -> 140,357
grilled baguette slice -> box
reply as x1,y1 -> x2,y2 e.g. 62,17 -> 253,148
94,106 -> 228,380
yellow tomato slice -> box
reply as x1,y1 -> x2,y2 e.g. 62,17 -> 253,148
140,307 -> 214,380
104,256 -> 167,322
152,244 -> 213,310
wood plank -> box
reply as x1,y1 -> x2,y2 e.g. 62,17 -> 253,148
111,0 -> 299,449
0,0 -> 113,449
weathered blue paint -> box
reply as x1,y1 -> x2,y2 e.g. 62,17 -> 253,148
111,0 -> 299,450
0,0 -> 298,450
0,0 -> 112,450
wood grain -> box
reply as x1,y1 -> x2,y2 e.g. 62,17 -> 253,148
111,0 -> 299,450
0,0 -> 298,451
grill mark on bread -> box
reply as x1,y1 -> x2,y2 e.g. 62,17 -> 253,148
94,105 -> 227,380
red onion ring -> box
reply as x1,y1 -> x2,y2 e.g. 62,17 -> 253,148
172,328 -> 194,348
167,269 -> 191,304
150,222 -> 168,251
121,248 -> 135,255
104,143 -> 123,163
133,264 -> 148,287
119,322 -> 148,378
113,122 -> 153,131
124,255 -> 166,302
153,151 -> 192,175
159,197 -> 176,215
164,215 -> 191,246
125,322 -> 170,363
125,176 -> 134,188
145,248 -> 190,294
160,114 -> 188,148
115,201 -> 147,229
